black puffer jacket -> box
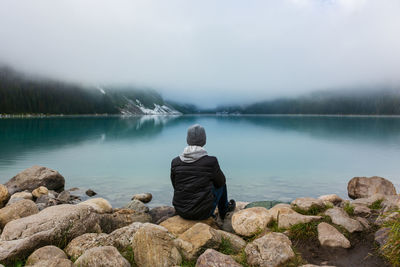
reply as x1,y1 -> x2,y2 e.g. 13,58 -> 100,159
170,155 -> 226,220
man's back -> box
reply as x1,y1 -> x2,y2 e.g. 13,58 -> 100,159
171,155 -> 225,220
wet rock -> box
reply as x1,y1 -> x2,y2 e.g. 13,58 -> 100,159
231,207 -> 272,237
216,230 -> 246,253
174,223 -> 221,260
124,199 -> 149,213
78,198 -> 112,214
26,258 -> 74,267
0,185 -> 9,208
0,204 -> 101,263
32,186 -> 48,198
348,176 -> 397,199
98,209 -> 151,233
196,249 -> 242,267
245,232 -> 295,267
149,206 -> 175,224
132,223 -> 182,267
85,189 -> 97,197
7,191 -> 32,206
317,222 -> 351,248
375,227 -> 390,247
160,215 -> 217,236
132,192 -> 152,203
75,246 -> 130,267
291,197 -> 325,211
325,207 -> 363,233
0,199 -> 39,228
318,194 -> 343,205
5,165 -> 65,195
245,200 -> 283,209
25,245 -> 67,265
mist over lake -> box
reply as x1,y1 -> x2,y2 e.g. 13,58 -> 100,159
1,115 -> 399,208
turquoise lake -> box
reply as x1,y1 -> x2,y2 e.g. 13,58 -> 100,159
0,115 -> 399,208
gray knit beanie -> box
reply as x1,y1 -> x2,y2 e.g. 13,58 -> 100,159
186,124 -> 206,147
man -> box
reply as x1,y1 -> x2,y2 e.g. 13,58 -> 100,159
170,124 -> 235,220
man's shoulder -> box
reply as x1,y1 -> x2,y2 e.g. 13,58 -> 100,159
171,156 -> 181,165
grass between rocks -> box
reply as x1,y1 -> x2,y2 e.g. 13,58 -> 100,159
181,258 -> 196,267
344,202 -> 355,216
232,249 -> 250,267
120,247 -> 137,267
381,213 -> 400,266
218,238 -> 236,255
267,219 -> 285,233
369,199 -> 384,210
292,204 -> 331,216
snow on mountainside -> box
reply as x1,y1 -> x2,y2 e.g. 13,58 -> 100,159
119,97 -> 181,115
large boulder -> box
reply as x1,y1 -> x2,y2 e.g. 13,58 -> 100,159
0,204 -> 101,263
324,207 -> 363,233
5,166 -> 65,194
0,185 -> 9,208
245,232 -> 295,267
0,199 -> 39,229
98,209 -> 151,233
317,222 -> 350,248
196,249 -> 243,267
149,206 -> 175,224
74,246 -> 131,267
132,193 -> 152,203
174,223 -> 221,260
160,215 -> 216,236
291,197 -> 325,211
132,223 -> 182,267
124,199 -> 149,213
78,198 -> 112,214
26,245 -> 68,265
231,207 -> 272,237
347,176 -> 397,199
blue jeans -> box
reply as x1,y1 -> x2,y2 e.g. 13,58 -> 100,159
210,184 -> 229,218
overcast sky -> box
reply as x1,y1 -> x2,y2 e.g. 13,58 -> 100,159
1,0 -> 400,107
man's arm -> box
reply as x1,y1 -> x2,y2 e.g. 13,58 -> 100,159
170,162 -> 176,190
213,158 -> 226,188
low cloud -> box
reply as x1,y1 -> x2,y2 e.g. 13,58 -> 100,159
1,0 -> 399,107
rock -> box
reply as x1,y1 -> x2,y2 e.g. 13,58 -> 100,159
291,197 -> 325,211
74,246 -> 130,267
356,217 -> 370,229
124,199 -> 149,213
0,199 -> 39,229
278,213 -> 322,229
325,207 -> 363,233
0,185 -> 9,208
132,192 -> 152,203
106,221 -> 144,250
26,245 -> 67,265
0,204 -> 101,263
347,176 -> 397,199
375,211 -> 400,226
216,230 -> 246,253
35,195 -> 59,211
374,227 -> 390,247
245,232 -> 295,267
268,204 -> 295,220
57,191 -> 71,203
26,258 -> 74,267
245,200 -> 283,209
65,233 -> 108,260
317,222 -> 351,248
175,223 -> 221,260
353,204 -> 371,217
85,189 -> 97,197
7,191 -> 32,206
318,194 -> 343,205
32,186 -> 48,198
196,249 -> 243,267
98,209 -> 151,233
382,195 -> 400,212
231,207 -> 272,237
160,215 -> 217,236
5,165 -> 65,195
149,206 -> 175,224
132,223 -> 182,267
300,265 -> 336,267
78,198 -> 112,214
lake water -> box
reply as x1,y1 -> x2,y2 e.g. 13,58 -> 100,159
1,115 -> 400,208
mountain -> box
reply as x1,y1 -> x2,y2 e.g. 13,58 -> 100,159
0,66 -> 182,115
214,88 -> 400,115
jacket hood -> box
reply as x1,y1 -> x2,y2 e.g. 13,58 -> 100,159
179,146 -> 208,163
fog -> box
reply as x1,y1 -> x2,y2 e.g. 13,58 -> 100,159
1,0 -> 400,107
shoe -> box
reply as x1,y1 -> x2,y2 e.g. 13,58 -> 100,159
227,199 -> 236,213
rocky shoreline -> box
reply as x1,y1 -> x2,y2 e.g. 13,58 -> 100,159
0,166 -> 399,267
